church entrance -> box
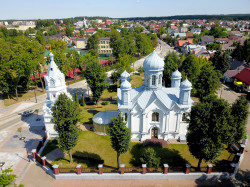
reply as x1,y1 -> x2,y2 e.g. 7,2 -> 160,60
151,127 -> 158,139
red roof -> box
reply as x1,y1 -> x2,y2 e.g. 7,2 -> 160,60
0,25 -> 6,27
99,60 -> 109,65
235,68 -> 250,85
170,26 -> 178,30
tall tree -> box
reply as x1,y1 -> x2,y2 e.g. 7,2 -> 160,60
108,113 -> 131,168
231,96 -> 249,143
86,33 -> 100,52
65,27 -> 74,37
187,95 -> 233,169
110,30 -> 122,58
51,93 -> 80,163
163,52 -> 180,87
114,54 -> 135,73
84,57 -> 108,103
195,64 -> 221,100
211,50 -> 230,74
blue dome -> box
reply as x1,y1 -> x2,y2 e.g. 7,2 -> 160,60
180,78 -> 192,89
120,79 -> 131,89
143,51 -> 164,71
171,70 -> 181,78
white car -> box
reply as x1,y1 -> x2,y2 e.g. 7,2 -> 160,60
23,110 -> 35,117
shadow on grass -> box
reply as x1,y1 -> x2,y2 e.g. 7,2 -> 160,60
72,151 -> 104,167
108,84 -> 117,93
130,143 -> 187,167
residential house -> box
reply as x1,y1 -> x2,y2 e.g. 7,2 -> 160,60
180,27 -> 188,33
200,36 -> 214,45
174,33 -> 186,38
186,32 -> 193,38
223,70 -> 239,83
176,39 -> 193,48
72,38 -> 88,49
215,38 -> 229,44
191,28 -> 201,35
234,68 -> 250,92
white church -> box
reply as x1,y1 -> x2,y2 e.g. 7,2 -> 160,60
44,50 -> 193,141
117,51 -> 193,141
43,52 -> 72,138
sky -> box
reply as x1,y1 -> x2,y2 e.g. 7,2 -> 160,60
1,0 -> 250,20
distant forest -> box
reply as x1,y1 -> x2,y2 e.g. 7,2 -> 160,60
1,14 -> 250,22
119,14 -> 250,21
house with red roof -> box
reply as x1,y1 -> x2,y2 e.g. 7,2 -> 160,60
234,68 -> 250,92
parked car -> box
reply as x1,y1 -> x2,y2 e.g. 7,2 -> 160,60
23,110 -> 34,117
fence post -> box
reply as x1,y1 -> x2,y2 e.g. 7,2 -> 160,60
185,164 -> 191,174
45,131 -> 48,139
98,164 -> 103,174
41,156 -> 46,167
142,164 -> 146,174
31,149 -> 36,162
120,164 -> 125,174
230,163 -> 236,173
207,164 -> 213,174
163,164 -> 169,174
239,144 -> 245,154
76,164 -> 81,175
52,164 -> 59,175
40,139 -> 44,146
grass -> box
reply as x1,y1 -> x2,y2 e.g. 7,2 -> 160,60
130,73 -> 144,88
79,104 -> 118,124
44,131 -> 233,169
4,89 -> 46,107
41,139 -> 58,157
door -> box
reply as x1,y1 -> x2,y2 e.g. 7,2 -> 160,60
151,127 -> 158,139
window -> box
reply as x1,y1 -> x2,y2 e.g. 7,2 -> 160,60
147,75 -> 149,86
124,113 -> 128,121
182,113 -> 189,121
50,79 -> 55,87
152,75 -> 156,86
158,75 -> 161,85
152,112 -> 159,122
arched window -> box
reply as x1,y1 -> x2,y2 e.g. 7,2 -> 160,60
152,75 -> 156,86
124,113 -> 128,122
158,75 -> 161,85
147,75 -> 149,86
50,79 -> 55,87
152,112 -> 159,122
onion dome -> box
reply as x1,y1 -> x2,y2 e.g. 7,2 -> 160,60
180,78 -> 192,89
49,52 -> 54,61
171,70 -> 182,78
121,70 -> 130,80
143,50 -> 164,71
120,79 -> 131,89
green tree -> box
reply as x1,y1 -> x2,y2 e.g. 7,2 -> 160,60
65,27 -> 74,37
51,93 -> 80,163
110,30 -> 122,58
86,33 -> 100,52
108,113 -> 131,168
195,64 -> 221,99
187,96 -> 233,169
206,43 -> 221,50
231,96 -> 249,143
163,52 -> 180,87
84,57 -> 108,103
82,94 -> 86,106
211,50 -> 230,74
135,33 -> 153,56
75,93 -> 79,106
115,54 -> 135,73
139,147 -> 160,167
0,166 -> 23,187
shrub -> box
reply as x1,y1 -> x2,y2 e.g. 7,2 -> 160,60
101,101 -> 109,105
139,147 -> 160,167
138,67 -> 144,73
82,94 -> 86,106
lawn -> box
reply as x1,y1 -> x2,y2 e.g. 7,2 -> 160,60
130,73 -> 144,88
79,104 -> 118,124
43,131 -> 234,169
4,89 -> 46,107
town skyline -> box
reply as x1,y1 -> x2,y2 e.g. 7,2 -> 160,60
1,0 -> 250,20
